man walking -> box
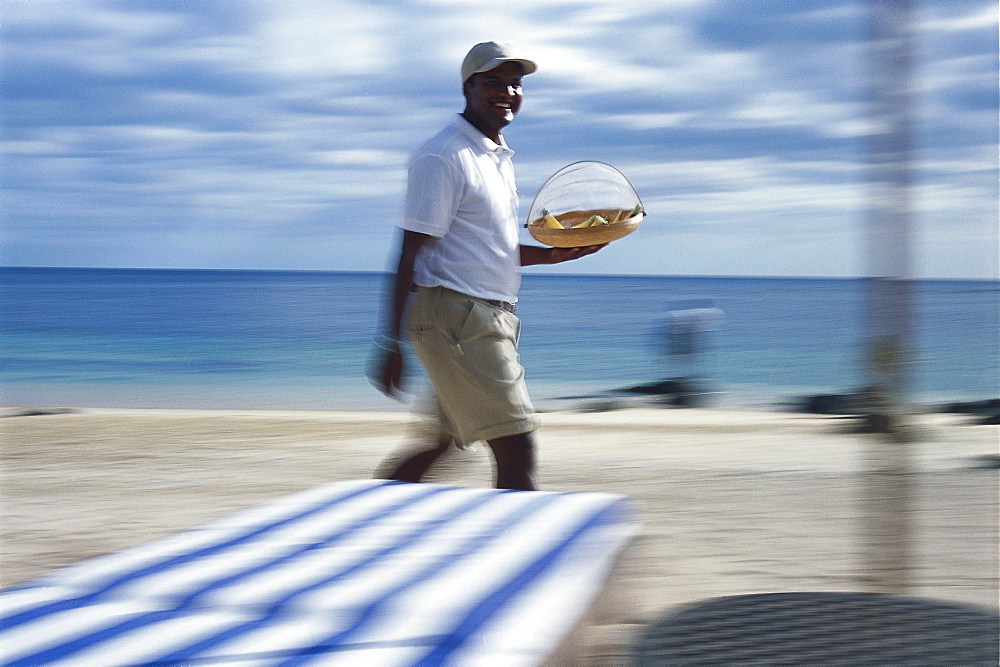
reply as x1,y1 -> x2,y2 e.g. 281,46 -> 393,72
374,42 -> 603,490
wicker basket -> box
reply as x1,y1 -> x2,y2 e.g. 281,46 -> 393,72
525,162 -> 644,248
527,208 -> 644,248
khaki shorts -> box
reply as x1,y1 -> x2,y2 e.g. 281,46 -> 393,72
406,286 -> 538,448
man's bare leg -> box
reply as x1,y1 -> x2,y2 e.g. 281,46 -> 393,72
380,435 -> 453,483
486,431 -> 537,491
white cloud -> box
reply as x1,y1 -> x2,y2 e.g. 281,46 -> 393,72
310,149 -> 407,167
920,3 -> 998,32
1,140 -> 65,155
611,111 -> 698,130
2,0 -> 996,278
253,0 -> 395,77
725,92 -> 867,137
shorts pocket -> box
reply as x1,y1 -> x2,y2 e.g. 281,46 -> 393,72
450,303 -> 522,380
404,290 -> 437,343
458,302 -> 516,347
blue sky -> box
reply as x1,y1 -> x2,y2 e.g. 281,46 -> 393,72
2,0 -> 997,278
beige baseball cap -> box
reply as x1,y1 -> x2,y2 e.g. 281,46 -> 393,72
461,41 -> 537,83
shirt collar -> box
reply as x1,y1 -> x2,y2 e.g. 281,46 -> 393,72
453,114 -> 514,157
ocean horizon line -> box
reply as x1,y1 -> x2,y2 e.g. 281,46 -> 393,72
3,265 -> 998,285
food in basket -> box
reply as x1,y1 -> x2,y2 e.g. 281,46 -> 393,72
526,204 -> 644,247
529,204 -> 643,230
540,213 -> 564,229
572,214 -> 607,228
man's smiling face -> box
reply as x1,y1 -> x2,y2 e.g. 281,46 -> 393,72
462,61 -> 524,142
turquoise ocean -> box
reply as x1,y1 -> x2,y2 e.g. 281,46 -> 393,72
1,267 -> 997,412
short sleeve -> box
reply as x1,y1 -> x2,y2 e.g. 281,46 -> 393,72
402,154 -> 463,238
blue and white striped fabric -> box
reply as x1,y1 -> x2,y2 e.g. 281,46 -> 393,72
1,480 -> 638,666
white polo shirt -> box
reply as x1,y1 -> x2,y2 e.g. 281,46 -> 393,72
402,114 -> 522,304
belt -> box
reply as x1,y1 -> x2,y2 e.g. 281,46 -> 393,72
485,299 -> 517,314
412,285 -> 516,314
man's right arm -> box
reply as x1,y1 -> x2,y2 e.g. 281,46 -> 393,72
376,229 -> 432,397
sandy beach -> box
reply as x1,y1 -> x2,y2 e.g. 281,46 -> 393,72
2,405 -> 997,662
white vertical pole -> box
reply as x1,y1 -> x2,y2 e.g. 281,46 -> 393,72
862,0 -> 916,595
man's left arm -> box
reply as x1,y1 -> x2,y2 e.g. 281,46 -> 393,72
520,244 -> 606,266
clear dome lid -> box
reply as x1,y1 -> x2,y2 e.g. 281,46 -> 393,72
526,161 -> 642,224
